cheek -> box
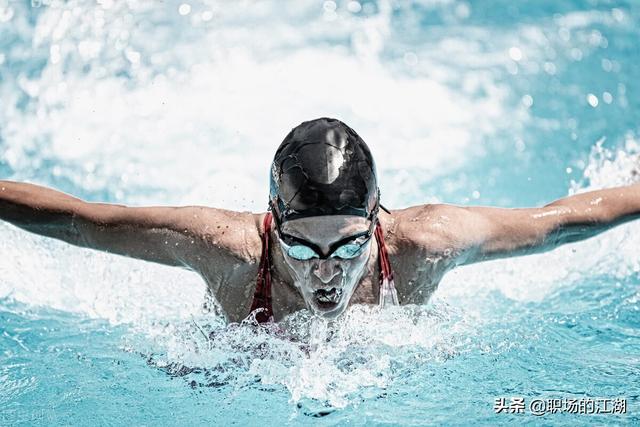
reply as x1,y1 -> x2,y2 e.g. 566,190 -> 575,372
341,252 -> 370,281
283,256 -> 313,280
351,247 -> 372,268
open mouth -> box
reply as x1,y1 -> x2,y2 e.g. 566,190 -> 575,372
313,287 -> 343,309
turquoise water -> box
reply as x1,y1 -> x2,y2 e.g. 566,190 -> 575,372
1,0 -> 639,425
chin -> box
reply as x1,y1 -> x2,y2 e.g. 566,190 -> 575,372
310,304 -> 347,320
306,288 -> 350,320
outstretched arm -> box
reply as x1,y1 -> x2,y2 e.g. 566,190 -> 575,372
403,183 -> 640,265
0,180 -> 259,270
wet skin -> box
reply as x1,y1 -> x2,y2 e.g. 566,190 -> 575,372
1,180 -> 640,322
275,216 -> 374,320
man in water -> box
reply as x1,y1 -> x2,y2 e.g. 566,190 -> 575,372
1,118 -> 639,322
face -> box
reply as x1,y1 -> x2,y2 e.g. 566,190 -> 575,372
277,215 -> 374,320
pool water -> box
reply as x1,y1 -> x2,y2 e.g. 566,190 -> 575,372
1,0 -> 639,425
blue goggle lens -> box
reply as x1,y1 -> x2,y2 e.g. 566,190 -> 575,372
284,242 -> 364,260
286,245 -> 319,260
331,243 -> 363,259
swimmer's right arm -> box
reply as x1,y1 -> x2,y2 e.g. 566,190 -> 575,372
0,180 -> 260,270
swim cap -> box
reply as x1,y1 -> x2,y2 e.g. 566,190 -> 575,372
269,118 -> 379,223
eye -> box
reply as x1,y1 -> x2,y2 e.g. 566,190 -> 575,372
332,244 -> 362,259
287,245 -> 319,260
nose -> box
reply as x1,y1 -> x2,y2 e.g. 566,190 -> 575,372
313,259 -> 341,284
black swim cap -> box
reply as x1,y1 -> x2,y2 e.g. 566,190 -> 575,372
269,118 -> 379,223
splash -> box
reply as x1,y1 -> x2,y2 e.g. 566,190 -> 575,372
127,301 -> 475,409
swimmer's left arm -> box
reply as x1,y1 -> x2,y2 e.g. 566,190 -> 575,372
452,183 -> 640,264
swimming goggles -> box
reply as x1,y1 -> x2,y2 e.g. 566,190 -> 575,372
276,221 -> 376,261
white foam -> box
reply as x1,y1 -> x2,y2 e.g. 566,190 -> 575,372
3,0 -> 508,211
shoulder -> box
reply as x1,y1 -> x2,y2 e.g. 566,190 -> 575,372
175,207 -> 265,264
382,204 -> 477,257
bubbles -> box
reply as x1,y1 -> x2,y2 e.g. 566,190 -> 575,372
586,93 -> 598,107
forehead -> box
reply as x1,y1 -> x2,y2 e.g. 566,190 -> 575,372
280,215 -> 370,241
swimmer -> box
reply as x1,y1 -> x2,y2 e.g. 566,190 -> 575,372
2,118 -> 640,322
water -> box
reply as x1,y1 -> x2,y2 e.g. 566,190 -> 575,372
1,0 -> 639,424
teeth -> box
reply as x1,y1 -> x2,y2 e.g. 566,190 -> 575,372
315,287 -> 342,303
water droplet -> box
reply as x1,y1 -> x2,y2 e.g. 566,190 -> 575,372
602,92 -> 613,104
125,49 -> 140,64
403,52 -> 418,66
347,1 -> 361,13
98,0 -> 114,9
612,8 -> 624,22
570,48 -> 582,61
455,3 -> 471,19
201,10 -> 214,21
178,3 -> 191,16
508,47 -> 523,61
543,62 -> 556,75
587,93 -> 598,107
323,1 -> 337,12
50,44 -> 61,65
